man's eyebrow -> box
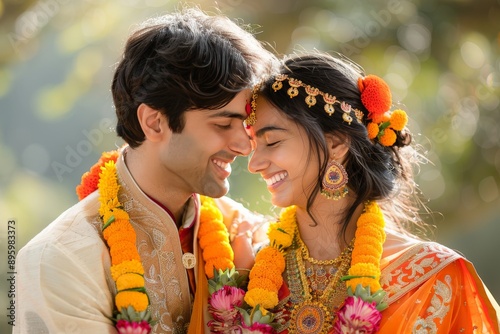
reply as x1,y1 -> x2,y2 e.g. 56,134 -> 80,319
254,126 -> 287,138
208,110 -> 247,121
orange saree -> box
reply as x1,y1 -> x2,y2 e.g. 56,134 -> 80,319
377,241 -> 499,333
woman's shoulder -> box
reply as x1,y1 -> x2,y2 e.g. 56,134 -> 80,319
380,229 -> 464,304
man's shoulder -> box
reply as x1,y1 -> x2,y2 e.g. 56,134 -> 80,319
19,191 -> 104,256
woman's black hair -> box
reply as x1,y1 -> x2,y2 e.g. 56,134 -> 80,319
260,52 -> 423,239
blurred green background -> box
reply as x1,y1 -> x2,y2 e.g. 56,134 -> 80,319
0,0 -> 499,331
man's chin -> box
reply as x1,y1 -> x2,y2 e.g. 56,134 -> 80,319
200,180 -> 229,198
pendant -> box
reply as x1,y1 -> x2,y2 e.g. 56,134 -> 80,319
289,300 -> 333,334
181,252 -> 196,269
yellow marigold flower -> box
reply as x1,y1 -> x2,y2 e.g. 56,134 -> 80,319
202,242 -> 234,262
205,257 -> 234,278
98,162 -> 120,200
364,201 -> 382,214
379,128 -> 397,146
255,247 -> 285,273
390,109 -> 408,131
346,277 -> 381,293
116,273 -> 145,291
111,260 -> 145,281
244,288 -> 279,309
199,230 -> 229,249
115,291 -> 149,312
366,122 -> 379,139
268,227 -> 293,249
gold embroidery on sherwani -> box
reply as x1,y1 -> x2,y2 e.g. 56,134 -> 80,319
412,275 -> 452,334
380,242 -> 460,305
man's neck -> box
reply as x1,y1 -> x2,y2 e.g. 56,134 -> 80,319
123,146 -> 191,223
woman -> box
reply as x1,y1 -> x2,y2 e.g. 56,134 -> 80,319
242,53 -> 499,333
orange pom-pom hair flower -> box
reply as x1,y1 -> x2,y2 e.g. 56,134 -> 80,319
357,75 -> 392,119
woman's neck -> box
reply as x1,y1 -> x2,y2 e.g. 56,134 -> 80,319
295,195 -> 362,261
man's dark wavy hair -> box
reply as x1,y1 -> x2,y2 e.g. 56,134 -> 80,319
112,7 -> 274,147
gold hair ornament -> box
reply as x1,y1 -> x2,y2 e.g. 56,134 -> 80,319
244,82 -> 261,127
272,74 -> 364,125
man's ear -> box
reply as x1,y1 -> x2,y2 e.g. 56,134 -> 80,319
324,133 -> 350,162
137,103 -> 166,143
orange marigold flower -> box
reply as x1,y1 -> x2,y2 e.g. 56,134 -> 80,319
205,257 -> 234,278
244,288 -> 279,309
356,212 -> 384,228
110,241 -> 141,265
76,172 -> 100,200
103,219 -> 136,242
111,260 -> 144,281
198,214 -> 225,238
115,291 -> 149,312
247,277 -> 280,293
76,150 -> 119,201
249,262 -> 283,290
379,128 -> 397,146
116,273 -> 145,291
358,75 -> 392,117
354,235 -> 383,255
105,230 -> 137,250
370,112 -> 390,125
202,242 -> 233,262
351,244 -> 378,257
199,230 -> 229,249
255,247 -> 285,272
350,254 -> 379,265
390,109 -> 408,131
366,122 -> 379,140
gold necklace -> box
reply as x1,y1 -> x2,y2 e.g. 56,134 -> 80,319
287,233 -> 354,334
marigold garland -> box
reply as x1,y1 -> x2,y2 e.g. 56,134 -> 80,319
244,206 -> 296,309
78,151 -> 234,332
345,201 -> 386,293
198,196 -> 235,279
97,160 -> 152,321
245,201 -> 387,332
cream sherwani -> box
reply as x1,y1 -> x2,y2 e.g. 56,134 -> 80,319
14,152 -> 250,334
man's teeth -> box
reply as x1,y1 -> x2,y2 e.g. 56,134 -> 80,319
213,159 -> 229,170
265,172 -> 288,186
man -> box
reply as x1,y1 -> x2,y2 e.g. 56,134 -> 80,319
15,7 -> 275,333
